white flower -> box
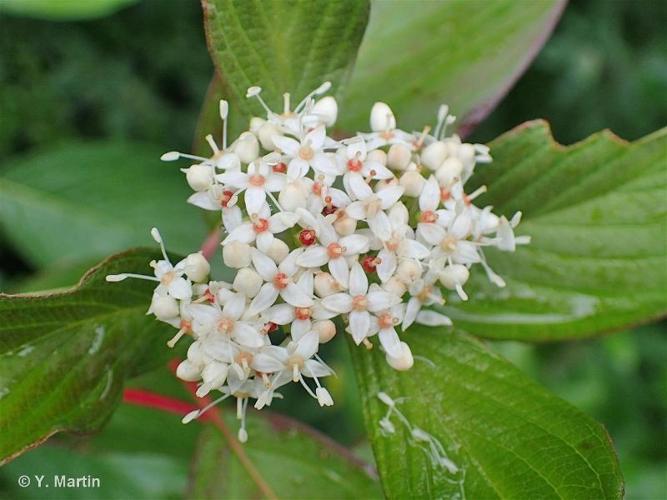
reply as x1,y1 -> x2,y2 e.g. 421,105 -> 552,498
321,262 -> 401,347
218,160 -> 286,215
296,215 -> 369,286
344,176 -> 404,240
222,202 -> 299,253
272,125 -> 334,179
246,248 -> 313,317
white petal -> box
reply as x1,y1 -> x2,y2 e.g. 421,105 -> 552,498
349,310 -> 371,341
291,319 -> 311,341
245,186 -> 266,215
368,211 -> 392,241
223,292 -> 246,320
403,297 -> 420,330
376,249 -> 397,282
328,257 -> 349,288
272,135 -> 300,156
280,283 -> 314,308
419,176 -> 440,211
417,222 -> 446,246
321,293 -> 353,314
297,246 -> 329,268
246,283 -> 279,317
255,231 -> 274,253
311,153 -> 337,176
187,192 -> 219,211
366,162 -> 394,180
348,173 -> 373,199
269,211 -> 299,233
379,327 -> 402,357
219,171 -> 248,189
303,359 -> 333,378
416,310 -> 453,326
377,185 -> 404,209
367,290 -> 400,312
233,322 -> 265,348
295,330 -> 319,359
252,353 -> 285,373
265,173 -> 286,192
305,125 -> 326,150
344,201 -> 366,220
251,248 -> 278,281
265,303 -> 295,325
340,234 -> 369,256
403,239 -> 430,259
287,158 -> 309,179
223,223 -> 255,245
349,261 -> 368,296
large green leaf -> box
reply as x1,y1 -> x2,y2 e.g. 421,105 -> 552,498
338,0 -> 566,134
0,142 -> 206,268
0,0 -> 137,20
189,415 -> 381,499
437,121 -> 667,341
349,327 -> 624,499
0,249 -> 172,464
195,0 -> 370,152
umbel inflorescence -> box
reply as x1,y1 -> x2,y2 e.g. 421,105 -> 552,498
107,82 -> 528,441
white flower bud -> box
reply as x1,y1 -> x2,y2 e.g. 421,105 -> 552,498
183,163 -> 214,192
439,264 -> 470,289
458,143 -> 476,167
385,341 -> 414,371
183,252 -> 210,282
175,359 -> 201,382
311,96 -> 338,126
258,121 -> 282,150
264,238 -> 288,263
315,387 -> 334,406
279,182 -> 307,211
149,294 -> 179,321
233,268 -> 262,297
399,170 -> 425,197
314,272 -> 340,297
382,277 -> 407,297
370,102 -> 396,132
387,143 -> 411,171
233,131 -> 259,163
367,148 -> 387,165
435,157 -> 463,186
397,260 -> 422,284
444,140 -> 460,158
223,241 -> 252,268
249,116 -> 265,133
333,214 -> 357,235
313,319 -> 337,343
421,141 -> 448,170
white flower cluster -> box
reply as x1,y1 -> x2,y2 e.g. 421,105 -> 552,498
107,82 -> 528,441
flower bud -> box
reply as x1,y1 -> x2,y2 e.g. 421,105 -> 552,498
258,121 -> 282,150
333,214 -> 357,235
183,252 -> 210,282
397,260 -> 421,284
382,276 -> 407,296
421,141 -> 447,170
279,181 -> 307,211
399,170 -> 425,197
313,319 -> 337,343
234,131 -> 260,163
183,163 -> 214,192
367,149 -> 387,165
370,102 -> 396,132
149,294 -> 179,321
223,241 -> 252,268
387,143 -> 411,170
266,238 -> 289,263
385,341 -> 414,371
249,116 -> 265,133
314,272 -> 340,297
233,268 -> 263,297
457,143 -> 476,167
175,359 -> 201,382
312,96 -> 338,126
439,264 -> 470,289
435,157 -> 463,186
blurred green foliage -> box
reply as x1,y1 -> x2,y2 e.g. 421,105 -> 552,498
0,0 -> 665,498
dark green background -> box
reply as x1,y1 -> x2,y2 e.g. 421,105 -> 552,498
0,0 -> 665,498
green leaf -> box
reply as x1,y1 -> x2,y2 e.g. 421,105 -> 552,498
0,249 -> 172,464
349,327 -> 624,499
438,122 -> 667,341
194,0 -> 370,152
0,0 -> 137,20
0,142 -> 207,268
189,414 -> 381,499
338,0 -> 566,135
